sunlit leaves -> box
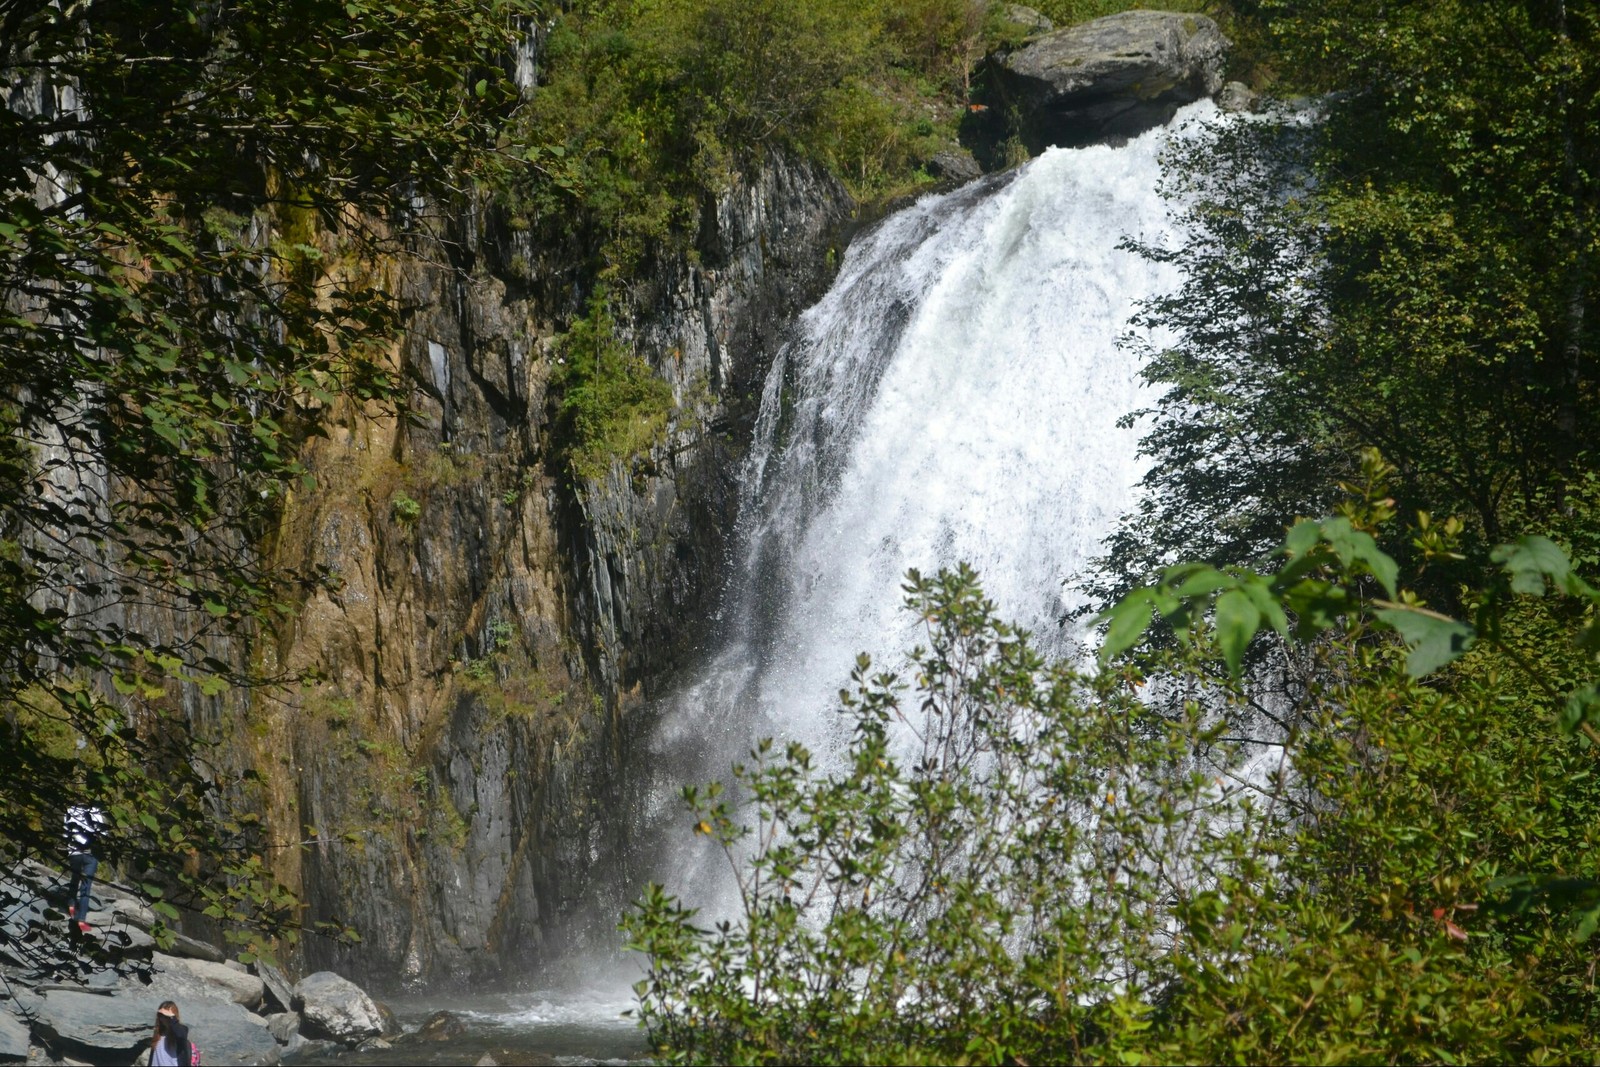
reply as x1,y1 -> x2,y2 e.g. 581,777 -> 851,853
1096,515 -> 1400,677
1371,607 -> 1476,677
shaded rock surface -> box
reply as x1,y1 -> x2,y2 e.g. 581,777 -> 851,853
0,1012 -> 26,1063
1,859 -> 383,1065
927,148 -> 983,183
219,140 -> 855,990
991,9 -> 1229,149
253,961 -> 294,1015
5,32 -> 854,995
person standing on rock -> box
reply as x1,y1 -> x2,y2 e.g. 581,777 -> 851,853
148,1001 -> 194,1067
63,802 -> 106,933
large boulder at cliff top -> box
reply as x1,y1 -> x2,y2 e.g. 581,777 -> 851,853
992,9 -> 1229,149
292,970 -> 384,1044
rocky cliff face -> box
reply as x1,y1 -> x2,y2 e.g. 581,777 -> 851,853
240,154 -> 852,988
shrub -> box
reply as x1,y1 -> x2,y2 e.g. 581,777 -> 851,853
625,499 -> 1600,1063
553,298 -> 675,481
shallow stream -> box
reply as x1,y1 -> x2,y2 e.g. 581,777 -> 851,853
292,982 -> 645,1066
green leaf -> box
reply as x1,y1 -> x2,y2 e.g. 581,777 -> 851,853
1492,536 -> 1573,597
1169,566 -> 1233,599
1561,686 -> 1600,736
1098,590 -> 1154,663
1282,518 -> 1323,558
1238,576 -> 1290,638
1214,588 -> 1262,677
1374,608 -> 1476,677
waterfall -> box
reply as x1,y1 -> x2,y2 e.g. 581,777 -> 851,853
646,102 -> 1211,909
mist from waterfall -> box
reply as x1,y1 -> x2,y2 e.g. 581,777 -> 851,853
645,102 -> 1212,912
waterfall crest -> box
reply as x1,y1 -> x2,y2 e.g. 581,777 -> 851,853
647,102 -> 1210,900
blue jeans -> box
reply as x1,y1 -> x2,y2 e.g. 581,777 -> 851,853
67,853 -> 97,919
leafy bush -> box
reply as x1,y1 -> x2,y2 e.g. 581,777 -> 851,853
625,473 -> 1600,1063
509,0 -> 1142,268
553,298 -> 676,481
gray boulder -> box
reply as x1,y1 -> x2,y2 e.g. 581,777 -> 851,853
292,971 -> 383,1045
251,960 -> 294,1015
1001,4 -> 1053,36
265,1012 -> 299,1045
28,989 -> 278,1065
0,1009 -> 28,1063
1217,79 -> 1259,112
165,931 -> 227,964
926,149 -> 982,184
153,953 -> 266,1010
991,10 -> 1230,149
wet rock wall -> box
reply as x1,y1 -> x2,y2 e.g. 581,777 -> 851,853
242,155 -> 853,988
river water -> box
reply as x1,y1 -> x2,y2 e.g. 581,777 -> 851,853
291,983 -> 645,1065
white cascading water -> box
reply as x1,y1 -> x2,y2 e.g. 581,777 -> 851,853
647,102 -> 1211,911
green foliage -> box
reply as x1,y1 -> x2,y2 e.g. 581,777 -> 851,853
0,0 -> 517,973
390,493 -> 424,525
553,297 -> 676,480
1099,0 -> 1600,606
506,0 -> 1046,267
628,515 -> 1600,1062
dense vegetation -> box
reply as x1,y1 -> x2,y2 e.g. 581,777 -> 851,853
0,0 -> 515,968
503,0 -> 1216,274
9,0 -> 1600,1057
624,0 -> 1600,1063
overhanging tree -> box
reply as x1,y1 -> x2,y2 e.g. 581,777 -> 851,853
0,0 -> 520,966
1095,0 -> 1600,605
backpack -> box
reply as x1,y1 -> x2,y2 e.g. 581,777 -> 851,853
187,1041 -> 201,1067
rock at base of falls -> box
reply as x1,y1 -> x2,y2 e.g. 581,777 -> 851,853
291,970 -> 387,1044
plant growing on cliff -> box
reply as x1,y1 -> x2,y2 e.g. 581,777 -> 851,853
626,489 -> 1600,1061
553,297 -> 675,482
0,0 -> 521,971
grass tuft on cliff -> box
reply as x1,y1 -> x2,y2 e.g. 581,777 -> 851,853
553,298 -> 676,482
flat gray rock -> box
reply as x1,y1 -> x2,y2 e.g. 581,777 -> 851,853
166,932 -> 226,963
992,10 -> 1229,149
0,1009 -> 28,1063
265,1011 -> 299,1045
153,954 -> 265,1010
30,990 -> 279,1066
